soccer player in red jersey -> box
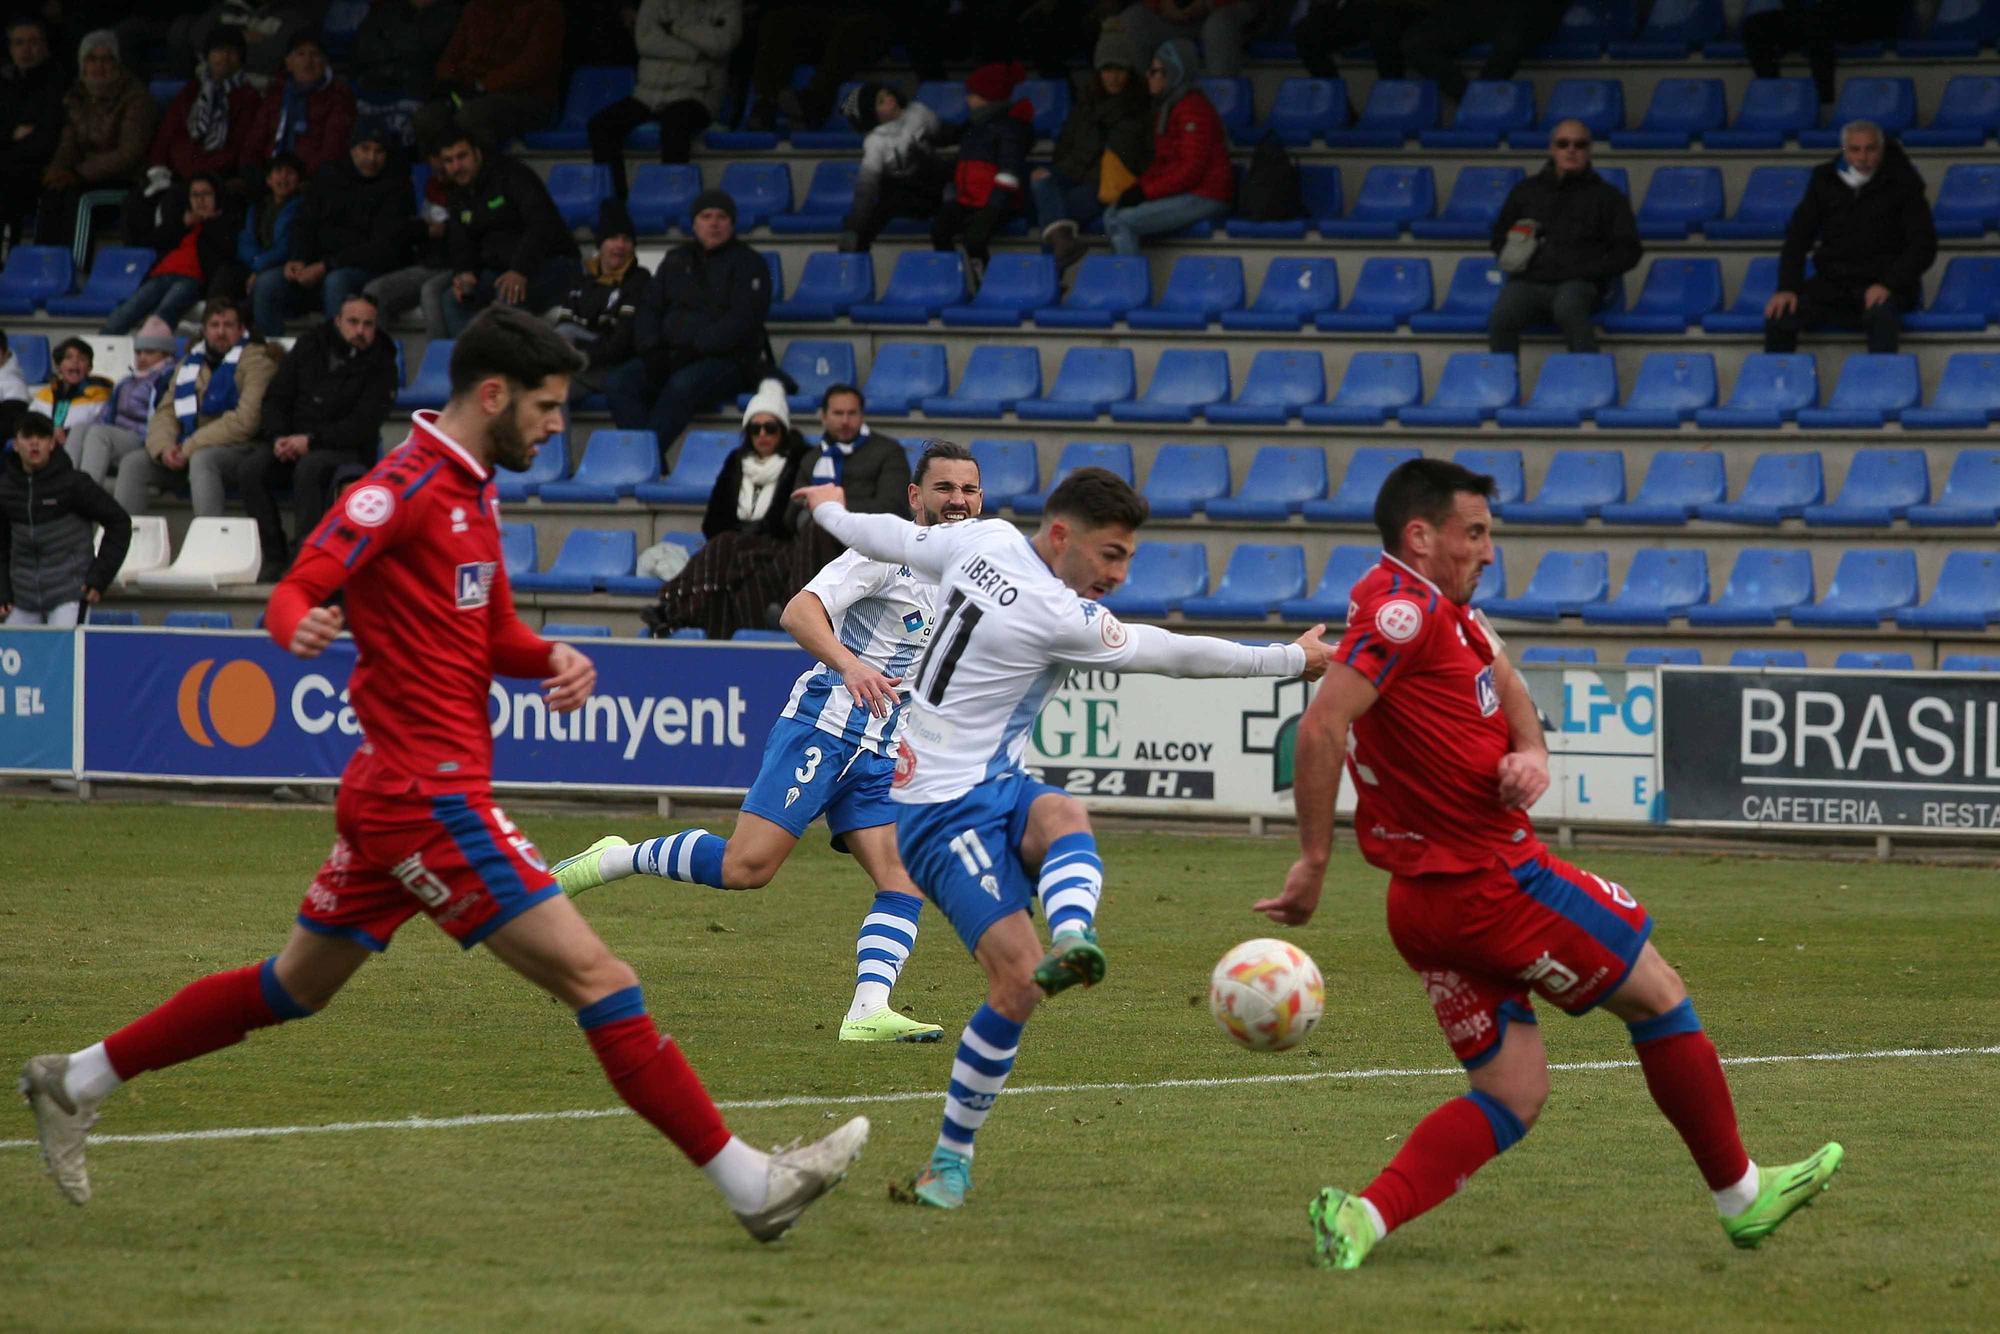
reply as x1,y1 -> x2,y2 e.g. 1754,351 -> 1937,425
19,308 -> 867,1239
1257,458 -> 1842,1269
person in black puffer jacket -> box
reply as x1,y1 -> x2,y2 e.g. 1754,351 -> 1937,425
1765,123 -> 1937,355
1,411 -> 132,626
552,199 -> 652,396
1487,119 -> 1642,355
435,127 -> 582,337
1032,25 -> 1152,273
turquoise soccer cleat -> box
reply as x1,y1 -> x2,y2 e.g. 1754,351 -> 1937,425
1033,928 -> 1106,997
908,1147 -> 972,1209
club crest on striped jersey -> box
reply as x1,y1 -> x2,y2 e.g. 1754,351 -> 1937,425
1376,598 -> 1423,643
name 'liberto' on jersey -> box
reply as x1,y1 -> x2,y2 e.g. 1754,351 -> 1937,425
777,547 -> 936,756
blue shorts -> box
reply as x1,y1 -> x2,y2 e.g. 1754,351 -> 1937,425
895,771 -> 1063,953
740,716 -> 896,839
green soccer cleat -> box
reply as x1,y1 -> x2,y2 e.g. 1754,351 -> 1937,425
1721,1143 -> 1845,1250
551,836 -> 629,898
838,1008 -> 944,1042
1033,928 -> 1106,997
908,1147 -> 972,1209
1308,1187 -> 1378,1271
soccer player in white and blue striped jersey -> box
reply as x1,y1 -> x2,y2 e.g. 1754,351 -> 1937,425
551,443 -> 986,1043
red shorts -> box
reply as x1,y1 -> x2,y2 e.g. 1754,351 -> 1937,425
1387,850 -> 1652,1068
296,786 -> 560,951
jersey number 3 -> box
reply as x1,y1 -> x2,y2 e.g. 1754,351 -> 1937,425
794,747 -> 824,784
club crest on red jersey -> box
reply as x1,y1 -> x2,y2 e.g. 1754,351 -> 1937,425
345,485 -> 395,528
1376,598 -> 1423,643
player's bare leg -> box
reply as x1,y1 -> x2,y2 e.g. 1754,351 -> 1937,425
837,824 -> 942,1042
20,926 -> 365,1205
1020,793 -> 1105,994
1602,941 -> 1843,1247
482,895 -> 866,1241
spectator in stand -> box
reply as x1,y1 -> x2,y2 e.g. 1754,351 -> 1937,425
607,188 -> 771,468
931,61 -> 1035,292
1292,0 -> 1425,84
742,0 -> 887,134
232,152 -> 309,333
1098,38 -> 1231,257
69,318 -> 179,486
1,16 -> 67,249
1033,25 -> 1150,274
149,26 -> 260,183
100,173 -> 237,334
350,0 -> 461,146
1765,120 -> 1935,356
837,82 -> 948,254
782,382 -> 908,588
590,0 -> 742,197
114,296 -> 282,518
0,329 -> 34,432
552,200 -> 652,400
179,2 -> 328,82
0,410 -> 132,628
365,142 -> 456,334
263,119 -> 409,334
434,126 -> 582,336
30,338 -> 114,450
1486,118 -> 1641,355
238,30 -> 357,187
35,30 -> 158,246
416,0 -> 566,151
238,291 -> 399,578
1110,0 -> 1267,77
1743,0 -> 1905,107
1402,0 -> 1563,105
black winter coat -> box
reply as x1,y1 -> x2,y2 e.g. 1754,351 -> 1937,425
445,152 -> 579,276
636,237 -> 772,382
1050,76 -> 1152,185
258,321 -> 400,463
554,258 -> 653,368
702,436 -> 811,540
0,447 -> 131,613
1779,139 -> 1938,304
1490,163 -> 1642,286
291,155 -> 413,276
0,57 -> 65,172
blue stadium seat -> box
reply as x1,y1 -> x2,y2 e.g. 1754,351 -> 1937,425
542,622 -> 612,638
164,610 -> 232,629
1592,350 -> 1720,428
1127,256 -> 1245,329
850,251 -> 965,323
1896,550 -> 2000,630
715,163 -> 792,229
602,531 -> 704,595
1321,165 -> 1435,238
1601,451 -> 1726,524
1421,79 -> 1537,149
1801,447 -> 1929,526
1200,77 -> 1254,140
85,609 -> 140,626
1014,77 -> 1072,138
4,333 -> 48,385
1903,352 -> 2000,427
1102,542 -> 1209,617
1141,443 -> 1231,519
495,430 -> 567,501
955,439 -> 1035,512
1033,255 -> 1148,328
1499,449 -> 1625,523
1796,354 -> 1921,429
1904,74 -> 2000,147
1538,0 -> 1634,58
861,342 -> 948,415
1398,352 -> 1517,427
1258,77 -> 1347,145
1834,651 -> 1914,671
1014,348 -> 1135,420
1471,546 -> 1507,606
1302,353 -> 1423,425
1932,163 -> 2000,238
1626,646 -> 1703,666
545,163 -> 610,229
1609,0 -> 1725,57
759,339 -> 855,414
1408,256 -> 1504,333
1602,258 -> 1723,332
1687,549 -> 1815,627
511,530 -> 638,594
1581,549 -> 1709,624
523,67 -> 635,149
1181,544 -> 1307,619
1206,446 -> 1327,520
1109,348 -> 1231,423
633,430 -> 735,504
940,254 -> 1058,327
1594,165 -> 1631,199
395,340 -> 453,409
1706,78 -> 1817,149
1277,546 -> 1381,622
1013,442 -> 1135,516
1941,654 -> 2000,672
1410,167 -> 1523,240
1496,353 -> 1619,429
1909,449 -> 2000,525
1482,550 -> 1610,621
731,628 -> 794,641
1905,256 -> 2000,333
1326,78 -> 1438,147
922,345 -> 1042,419
1900,0 -> 1999,55
769,160 -> 859,234
1221,257 -> 1341,330
1700,256 -> 1783,333
149,77 -> 186,105
1703,166 -> 1811,240
1789,549 -> 1918,626
1302,447 -> 1423,522
1206,350 -> 1326,424
790,82 -> 866,150
1505,77 -> 1625,148
1614,77 -> 1727,148
538,430 -> 659,503
768,252 -> 871,322
1635,166 -> 1724,239
1315,257 -> 1433,331
1229,164 -> 1342,239
499,523 -> 537,580
913,81 -> 968,126
1695,451 -> 1823,525
625,163 -> 702,233
1800,78 -> 1917,148
1731,648 -> 1807,667
1518,646 -> 1598,664
1453,447 -> 1526,505
0,246 -> 73,313
1694,354 -> 1818,429
44,246 -> 151,317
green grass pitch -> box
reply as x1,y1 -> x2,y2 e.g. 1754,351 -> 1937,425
2,799 -> 1996,1330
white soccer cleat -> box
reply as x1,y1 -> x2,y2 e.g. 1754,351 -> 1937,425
733,1115 -> 870,1242
19,1053 -> 100,1206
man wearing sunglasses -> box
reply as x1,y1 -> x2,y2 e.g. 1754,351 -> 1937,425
1486,118 -> 1641,356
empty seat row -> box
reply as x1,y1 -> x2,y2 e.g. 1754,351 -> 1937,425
502,524 -> 704,594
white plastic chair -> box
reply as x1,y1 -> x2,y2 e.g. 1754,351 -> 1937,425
106,514 -> 171,587
132,517 -> 260,590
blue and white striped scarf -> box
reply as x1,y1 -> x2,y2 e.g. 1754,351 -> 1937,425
809,425 -> 870,483
174,338 -> 246,441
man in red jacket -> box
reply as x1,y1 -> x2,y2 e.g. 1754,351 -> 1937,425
1100,37 -> 1232,257
238,31 -> 357,186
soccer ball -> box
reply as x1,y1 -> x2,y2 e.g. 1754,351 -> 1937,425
1208,938 -> 1325,1052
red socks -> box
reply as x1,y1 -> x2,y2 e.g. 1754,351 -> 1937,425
1629,1000 -> 1749,1190
1361,1091 -> 1524,1234
578,988 -> 731,1166
102,958 -> 309,1080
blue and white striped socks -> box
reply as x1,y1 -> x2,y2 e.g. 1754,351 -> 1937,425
938,1004 -> 1022,1160
846,891 -> 923,1020
1037,831 -> 1103,940
621,830 -> 727,888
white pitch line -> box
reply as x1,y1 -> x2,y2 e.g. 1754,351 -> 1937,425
3,1043 -> 1995,1153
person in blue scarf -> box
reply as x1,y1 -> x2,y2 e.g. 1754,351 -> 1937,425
238,30 -> 356,185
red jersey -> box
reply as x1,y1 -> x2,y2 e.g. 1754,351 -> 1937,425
1334,554 -> 1543,876
266,411 -> 553,796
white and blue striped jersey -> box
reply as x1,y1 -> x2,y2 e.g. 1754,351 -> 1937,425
811,506 -> 1309,805
777,547 -> 935,755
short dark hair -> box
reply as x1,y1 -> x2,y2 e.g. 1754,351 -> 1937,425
424,124 -> 480,159
821,383 -> 863,412
267,151 -> 306,179
337,290 -> 380,314
52,336 -> 93,366
1045,466 -> 1148,530
447,306 -> 585,396
16,410 -> 54,439
1373,457 -> 1496,552
203,294 -> 246,326
913,438 -> 976,487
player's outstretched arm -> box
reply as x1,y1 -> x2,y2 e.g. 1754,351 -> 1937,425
1254,662 -> 1378,926
1109,620 -> 1313,680
1490,652 -> 1551,810
779,589 -> 900,718
794,485 -> 952,579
